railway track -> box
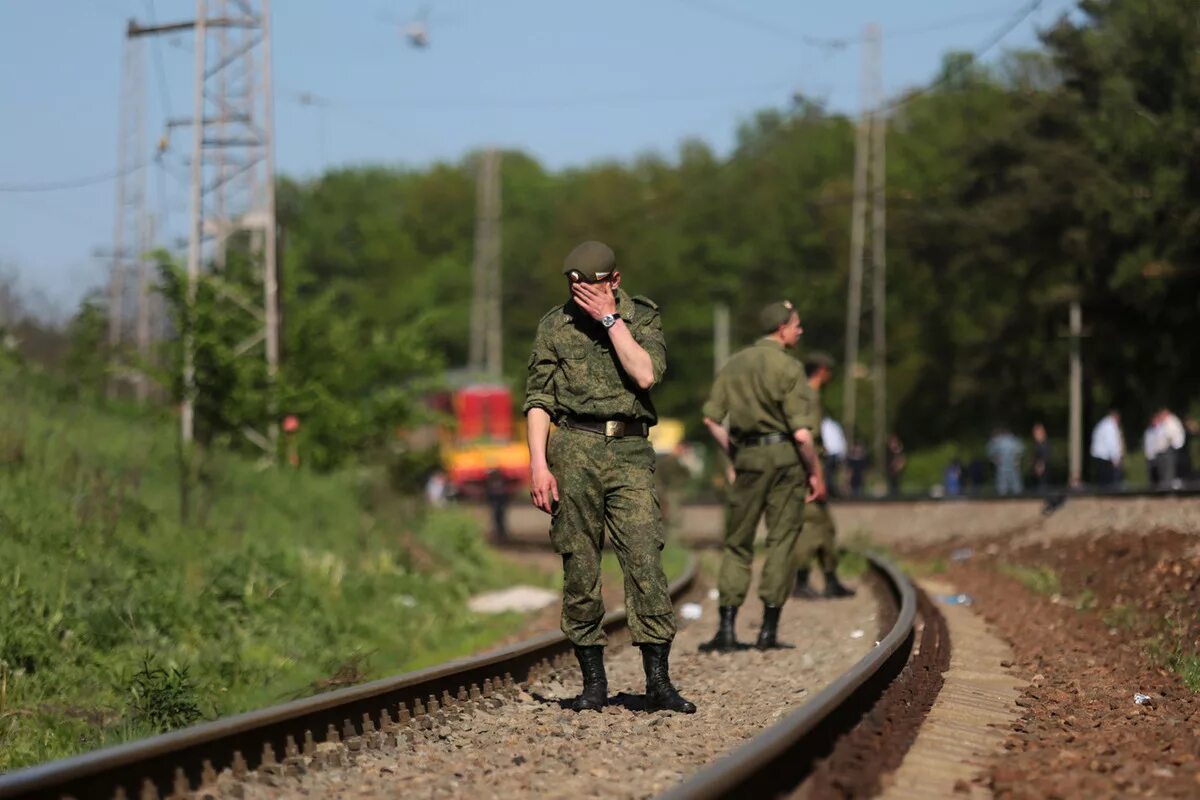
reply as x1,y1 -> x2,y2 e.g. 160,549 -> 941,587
0,554 -> 922,800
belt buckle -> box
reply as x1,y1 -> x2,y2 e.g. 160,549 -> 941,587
605,420 -> 625,437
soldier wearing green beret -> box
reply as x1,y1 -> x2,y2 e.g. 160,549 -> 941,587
792,352 -> 855,599
524,240 -> 695,714
700,301 -> 826,651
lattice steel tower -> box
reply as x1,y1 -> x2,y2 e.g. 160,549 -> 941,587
108,33 -> 150,399
137,0 -> 280,451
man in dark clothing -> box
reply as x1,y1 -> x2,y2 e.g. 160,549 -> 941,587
484,469 -> 511,544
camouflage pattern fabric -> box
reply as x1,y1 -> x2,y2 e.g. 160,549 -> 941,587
547,426 -> 675,646
716,463 -> 806,607
795,499 -> 838,573
523,289 -> 665,424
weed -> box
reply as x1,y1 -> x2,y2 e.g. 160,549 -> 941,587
123,656 -> 203,733
1102,603 -> 1139,631
1000,563 -> 1061,596
1074,588 -> 1097,611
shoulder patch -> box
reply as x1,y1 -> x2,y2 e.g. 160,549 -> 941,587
538,304 -> 566,325
632,295 -> 659,311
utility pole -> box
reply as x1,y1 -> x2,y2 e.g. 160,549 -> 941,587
713,302 -> 731,376
842,23 -> 878,446
130,1 -> 280,453
868,25 -> 888,478
108,32 -> 148,400
1068,299 -> 1082,486
469,149 -> 502,378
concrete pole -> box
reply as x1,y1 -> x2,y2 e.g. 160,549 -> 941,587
713,302 -> 731,376
182,0 -> 207,446
868,25 -> 888,476
261,0 -> 281,448
841,24 -> 874,445
1068,300 -> 1082,486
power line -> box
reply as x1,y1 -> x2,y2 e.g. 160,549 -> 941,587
0,162 -> 146,193
874,0 -> 1045,117
669,0 -> 1040,48
144,0 -> 175,118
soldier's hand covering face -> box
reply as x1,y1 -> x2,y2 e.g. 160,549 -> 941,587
570,274 -> 619,322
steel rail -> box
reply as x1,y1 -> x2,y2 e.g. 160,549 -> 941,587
659,554 -> 917,800
0,558 -> 697,800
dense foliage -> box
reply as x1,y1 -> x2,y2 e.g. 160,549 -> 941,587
269,0 -> 1199,454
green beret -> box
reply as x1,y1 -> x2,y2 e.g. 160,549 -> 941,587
563,241 -> 616,281
759,300 -> 795,333
804,351 -> 836,371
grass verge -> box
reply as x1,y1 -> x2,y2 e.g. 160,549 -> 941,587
0,376 -> 545,772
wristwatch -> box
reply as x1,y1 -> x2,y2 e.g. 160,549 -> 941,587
600,312 -> 621,329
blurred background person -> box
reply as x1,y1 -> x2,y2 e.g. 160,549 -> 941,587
1156,407 -> 1186,488
967,455 -> 988,495
986,425 -> 1025,496
484,468 -> 511,544
944,458 -> 963,497
821,416 -> 847,497
846,440 -> 869,497
1089,409 -> 1124,488
1143,413 -> 1165,487
425,469 -> 449,508
1031,422 -> 1050,491
885,434 -> 906,496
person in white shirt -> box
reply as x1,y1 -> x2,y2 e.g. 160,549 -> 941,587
820,416 -> 847,495
1155,408 -> 1186,487
1089,409 -> 1124,488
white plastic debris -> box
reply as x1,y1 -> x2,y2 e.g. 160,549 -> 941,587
395,594 -> 418,608
850,629 -> 865,639
680,602 -> 704,621
950,547 -> 974,562
467,586 -> 558,614
937,593 -> 974,606
707,588 -> 720,600
1134,692 -> 1153,706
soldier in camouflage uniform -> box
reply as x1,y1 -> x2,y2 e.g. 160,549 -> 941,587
700,301 -> 826,651
792,352 -> 855,599
524,241 -> 695,714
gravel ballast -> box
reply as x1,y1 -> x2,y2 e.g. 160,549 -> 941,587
217,578 -> 880,799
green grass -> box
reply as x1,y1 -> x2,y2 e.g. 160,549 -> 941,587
0,375 -> 548,772
1000,563 -> 1062,596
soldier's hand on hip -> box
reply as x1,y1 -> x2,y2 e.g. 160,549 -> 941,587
806,473 -> 827,503
530,464 -> 560,514
571,282 -> 618,321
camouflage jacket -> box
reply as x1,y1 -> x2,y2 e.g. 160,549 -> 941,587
523,289 -> 665,424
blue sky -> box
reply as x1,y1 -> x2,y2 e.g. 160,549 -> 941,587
0,0 -> 1071,316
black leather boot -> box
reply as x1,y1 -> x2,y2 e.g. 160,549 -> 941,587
792,567 -> 820,599
755,605 -> 783,649
698,605 -> 740,652
640,644 -> 697,714
571,645 -> 607,711
823,570 -> 856,598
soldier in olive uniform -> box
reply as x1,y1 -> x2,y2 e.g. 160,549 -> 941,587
700,301 -> 826,651
792,352 -> 855,599
524,241 -> 696,714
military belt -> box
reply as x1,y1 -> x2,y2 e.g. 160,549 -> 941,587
561,416 -> 650,438
738,432 -> 790,447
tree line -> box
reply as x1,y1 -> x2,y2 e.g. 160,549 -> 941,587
37,0 -> 1200,471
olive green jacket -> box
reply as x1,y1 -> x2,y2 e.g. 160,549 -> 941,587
702,338 -> 817,472
523,289 -> 665,424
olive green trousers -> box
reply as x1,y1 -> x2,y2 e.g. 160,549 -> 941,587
716,463 -> 805,607
793,499 -> 838,573
547,428 -> 676,647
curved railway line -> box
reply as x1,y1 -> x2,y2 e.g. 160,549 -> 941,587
0,554 -> 924,800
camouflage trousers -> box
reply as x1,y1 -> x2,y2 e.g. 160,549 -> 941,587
717,463 -> 805,608
793,500 -> 838,573
547,427 -> 676,646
